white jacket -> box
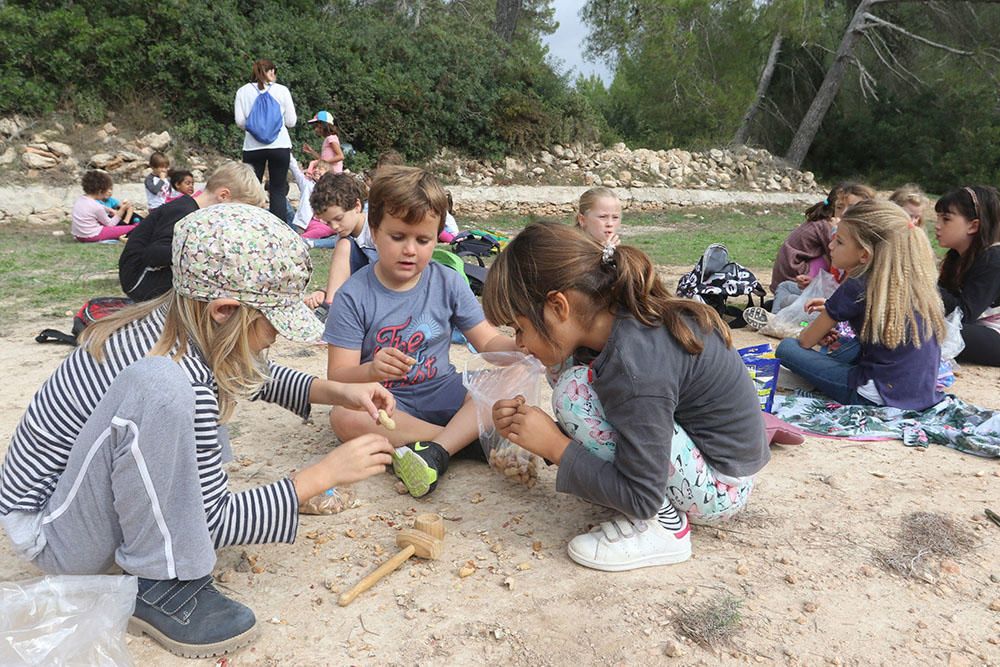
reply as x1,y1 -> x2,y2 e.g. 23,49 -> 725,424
234,82 -> 297,151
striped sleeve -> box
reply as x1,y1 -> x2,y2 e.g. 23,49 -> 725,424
252,363 -> 314,419
192,385 -> 299,548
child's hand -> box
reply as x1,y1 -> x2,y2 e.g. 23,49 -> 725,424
494,396 -> 570,464
155,168 -> 168,178
492,396 -> 525,436
370,347 -> 416,382
293,433 -> 394,502
805,298 -> 827,314
820,332 -> 840,350
795,274 -> 813,289
332,382 -> 395,421
303,144 -> 319,157
304,290 -> 326,309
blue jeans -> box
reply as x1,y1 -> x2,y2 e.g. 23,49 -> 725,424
775,338 -> 874,406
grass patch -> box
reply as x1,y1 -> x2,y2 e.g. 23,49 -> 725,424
874,511 -> 976,581
675,593 -> 745,648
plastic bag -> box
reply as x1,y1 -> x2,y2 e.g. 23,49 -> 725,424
0,575 -> 137,666
299,486 -> 357,515
940,309 -> 965,362
463,352 -> 545,487
760,271 -> 839,339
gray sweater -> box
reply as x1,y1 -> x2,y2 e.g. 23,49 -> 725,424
556,316 -> 769,519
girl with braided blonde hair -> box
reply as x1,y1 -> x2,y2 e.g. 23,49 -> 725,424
776,199 -> 945,410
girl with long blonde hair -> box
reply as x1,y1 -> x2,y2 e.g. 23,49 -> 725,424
776,199 -> 945,409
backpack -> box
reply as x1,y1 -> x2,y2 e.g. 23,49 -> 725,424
450,230 -> 505,260
676,243 -> 765,324
245,85 -> 283,144
36,297 -> 134,346
431,247 -> 489,296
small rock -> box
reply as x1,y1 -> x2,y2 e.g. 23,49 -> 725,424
503,577 -> 514,590
493,628 -> 505,640
516,562 -> 531,571
103,122 -> 118,135
458,565 -> 476,578
803,601 -> 818,613
735,563 -> 749,576
988,599 -> 1000,612
22,152 -> 58,169
0,146 -> 17,165
784,574 -> 798,584
860,564 -> 875,577
46,141 -> 73,157
663,639 -> 685,658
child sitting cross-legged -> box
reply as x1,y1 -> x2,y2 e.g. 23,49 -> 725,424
486,222 -> 769,571
324,165 -> 518,498
71,170 -> 139,243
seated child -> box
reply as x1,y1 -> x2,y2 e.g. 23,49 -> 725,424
71,170 -> 138,243
325,165 -> 518,498
119,161 -> 266,301
165,169 -> 197,203
890,184 -> 928,228
934,185 -> 1000,366
304,173 -> 379,310
575,186 -> 622,246
439,192 -> 459,243
776,200 -> 945,409
485,222 -> 768,571
145,152 -> 171,210
1,204 -> 396,658
288,157 -> 330,236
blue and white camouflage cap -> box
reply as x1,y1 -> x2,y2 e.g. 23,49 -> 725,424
172,204 -> 323,342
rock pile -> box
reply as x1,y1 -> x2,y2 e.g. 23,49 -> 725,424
427,142 -> 818,193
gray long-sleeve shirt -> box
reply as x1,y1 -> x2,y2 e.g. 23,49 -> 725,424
556,316 -> 769,519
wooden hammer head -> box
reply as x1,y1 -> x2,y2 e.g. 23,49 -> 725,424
396,529 -> 443,560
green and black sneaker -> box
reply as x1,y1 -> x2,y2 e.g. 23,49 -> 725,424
391,441 -> 450,498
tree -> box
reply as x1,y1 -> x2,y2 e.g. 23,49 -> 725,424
733,33 -> 783,146
494,0 -> 523,41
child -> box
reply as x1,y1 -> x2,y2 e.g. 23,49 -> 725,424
934,186 -> 1000,366
1,204 -> 396,658
288,157 -> 329,235
304,173 -> 378,312
776,200 -> 945,409
576,186 -> 622,246
71,170 -> 138,243
145,152 -> 171,210
303,110 -> 344,174
324,165 -> 518,498
439,191 -> 459,243
485,222 -> 768,571
165,169 -> 197,202
119,161 -> 266,301
890,184 -> 928,228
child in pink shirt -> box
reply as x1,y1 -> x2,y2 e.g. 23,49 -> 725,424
71,171 -> 138,242
303,111 -> 344,174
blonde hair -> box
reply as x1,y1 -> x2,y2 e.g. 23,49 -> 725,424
368,165 -> 448,233
483,221 -> 731,355
206,161 -> 266,208
577,187 -> 619,219
889,184 -> 927,226
80,293 -> 270,422
839,200 -> 945,349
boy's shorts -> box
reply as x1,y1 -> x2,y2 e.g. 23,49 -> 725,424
392,372 -> 487,462
349,239 -> 378,274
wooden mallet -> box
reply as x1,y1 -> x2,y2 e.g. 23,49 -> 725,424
338,513 -> 444,607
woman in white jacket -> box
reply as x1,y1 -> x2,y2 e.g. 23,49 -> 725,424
234,58 -> 297,221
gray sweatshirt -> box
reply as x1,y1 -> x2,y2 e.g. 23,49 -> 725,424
556,316 -> 769,519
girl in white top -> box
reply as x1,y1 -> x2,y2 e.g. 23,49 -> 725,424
234,58 -> 297,220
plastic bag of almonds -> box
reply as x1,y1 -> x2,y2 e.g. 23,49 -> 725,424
463,352 -> 545,488
299,486 -> 356,515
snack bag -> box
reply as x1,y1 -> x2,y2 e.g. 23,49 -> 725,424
738,344 -> 781,413
463,352 -> 545,487
299,486 -> 357,515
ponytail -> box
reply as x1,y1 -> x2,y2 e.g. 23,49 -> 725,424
483,222 -> 731,356
251,59 -> 275,91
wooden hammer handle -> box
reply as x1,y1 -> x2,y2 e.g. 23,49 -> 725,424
338,544 -> 415,607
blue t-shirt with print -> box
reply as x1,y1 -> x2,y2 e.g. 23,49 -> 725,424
324,262 -> 485,396
825,277 -> 942,410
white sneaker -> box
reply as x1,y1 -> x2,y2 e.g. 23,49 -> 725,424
743,306 -> 771,330
567,516 -> 692,571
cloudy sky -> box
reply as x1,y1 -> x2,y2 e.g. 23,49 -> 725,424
542,0 -> 614,84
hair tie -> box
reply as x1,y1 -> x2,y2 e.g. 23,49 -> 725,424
601,240 -> 617,267
907,219 -> 916,229
823,198 -> 830,206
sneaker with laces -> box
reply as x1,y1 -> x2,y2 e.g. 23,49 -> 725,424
567,515 -> 692,571
128,575 -> 257,658
743,306 -> 771,331
392,441 -> 450,498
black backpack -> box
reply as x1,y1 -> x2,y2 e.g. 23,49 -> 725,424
36,297 -> 134,346
676,244 -> 765,325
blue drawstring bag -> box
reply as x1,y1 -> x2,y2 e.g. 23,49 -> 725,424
245,86 -> 283,144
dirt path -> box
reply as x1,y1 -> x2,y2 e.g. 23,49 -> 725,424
0,282 -> 998,666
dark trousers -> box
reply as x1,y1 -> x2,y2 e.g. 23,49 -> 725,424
956,324 -> 1000,366
242,148 -> 290,222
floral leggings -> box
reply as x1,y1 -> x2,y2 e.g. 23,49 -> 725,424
552,365 -> 755,525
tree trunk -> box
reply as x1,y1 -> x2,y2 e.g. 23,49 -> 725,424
784,0 -> 875,168
494,0 -> 523,42
733,33 -> 783,147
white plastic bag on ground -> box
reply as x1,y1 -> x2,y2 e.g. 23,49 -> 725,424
941,309 -> 965,362
761,271 -> 839,339
0,575 -> 137,666
463,352 -> 545,487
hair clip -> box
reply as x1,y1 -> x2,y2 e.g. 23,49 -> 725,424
601,240 -> 617,266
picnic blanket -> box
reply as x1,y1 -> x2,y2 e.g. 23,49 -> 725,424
774,393 -> 1000,458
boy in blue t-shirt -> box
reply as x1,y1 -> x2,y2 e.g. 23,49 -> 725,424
324,166 -> 518,497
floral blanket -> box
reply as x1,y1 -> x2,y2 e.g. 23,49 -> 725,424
773,393 -> 1000,458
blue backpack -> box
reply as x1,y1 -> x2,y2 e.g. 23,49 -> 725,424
245,85 -> 283,144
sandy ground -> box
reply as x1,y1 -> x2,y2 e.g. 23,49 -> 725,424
1,277 -> 998,667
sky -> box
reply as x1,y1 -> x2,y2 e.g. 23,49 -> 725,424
542,0 -> 614,85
